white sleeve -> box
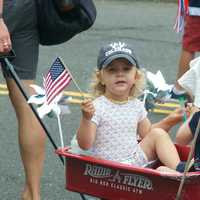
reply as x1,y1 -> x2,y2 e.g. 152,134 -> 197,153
178,56 -> 200,107
178,67 -> 196,96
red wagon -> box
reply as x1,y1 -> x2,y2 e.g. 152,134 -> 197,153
2,52 -> 200,200
57,144 -> 200,200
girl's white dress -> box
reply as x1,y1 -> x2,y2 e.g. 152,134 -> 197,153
71,96 -> 151,167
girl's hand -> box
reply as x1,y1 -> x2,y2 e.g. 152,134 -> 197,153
81,99 -> 95,120
0,19 -> 12,53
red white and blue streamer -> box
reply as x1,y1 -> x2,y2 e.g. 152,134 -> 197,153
174,0 -> 189,33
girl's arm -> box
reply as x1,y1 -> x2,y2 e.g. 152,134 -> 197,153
77,99 -> 97,150
137,117 -> 152,139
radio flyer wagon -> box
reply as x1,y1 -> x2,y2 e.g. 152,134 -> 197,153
56,144 -> 200,200
1,52 -> 200,200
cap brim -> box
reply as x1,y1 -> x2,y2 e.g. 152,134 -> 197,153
102,54 -> 138,68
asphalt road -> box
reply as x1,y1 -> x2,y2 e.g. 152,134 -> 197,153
0,1 -> 183,199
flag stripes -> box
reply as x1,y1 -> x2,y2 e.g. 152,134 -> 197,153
43,57 -> 72,104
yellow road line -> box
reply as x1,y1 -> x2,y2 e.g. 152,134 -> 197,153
0,84 -> 179,115
64,91 -> 92,98
151,109 -> 173,114
0,83 -> 91,98
0,90 -> 8,95
0,84 -> 7,89
67,98 -> 83,104
156,102 -> 180,108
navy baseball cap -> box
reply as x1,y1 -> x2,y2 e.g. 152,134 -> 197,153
97,41 -> 139,70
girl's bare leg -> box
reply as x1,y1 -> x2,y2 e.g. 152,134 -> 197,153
140,128 -> 180,170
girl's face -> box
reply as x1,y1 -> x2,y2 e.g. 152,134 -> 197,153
100,58 -> 138,101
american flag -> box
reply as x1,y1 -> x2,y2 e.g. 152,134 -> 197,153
43,57 -> 72,104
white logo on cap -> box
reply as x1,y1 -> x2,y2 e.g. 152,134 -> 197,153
105,42 -> 132,57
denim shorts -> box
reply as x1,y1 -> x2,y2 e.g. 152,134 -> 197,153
2,0 -> 39,79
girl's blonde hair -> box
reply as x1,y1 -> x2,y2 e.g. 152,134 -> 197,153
90,68 -> 146,99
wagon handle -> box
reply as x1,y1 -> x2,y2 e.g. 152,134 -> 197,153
0,51 -> 89,200
0,51 -> 64,165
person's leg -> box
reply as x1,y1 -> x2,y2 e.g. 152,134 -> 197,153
140,128 -> 180,170
6,78 -> 46,200
175,49 -> 195,91
3,0 -> 44,198
175,119 -> 193,145
188,111 -> 200,171
156,166 -> 180,173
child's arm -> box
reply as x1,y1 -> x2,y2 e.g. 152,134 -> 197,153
77,99 -> 97,150
152,108 -> 186,132
152,105 -> 199,132
137,117 -> 152,138
138,108 -> 186,137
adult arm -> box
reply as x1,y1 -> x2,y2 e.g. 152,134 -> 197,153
0,0 -> 12,53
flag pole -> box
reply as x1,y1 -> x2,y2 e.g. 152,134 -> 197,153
142,90 -> 149,106
59,57 -> 85,99
1,58 -> 64,164
56,112 -> 64,149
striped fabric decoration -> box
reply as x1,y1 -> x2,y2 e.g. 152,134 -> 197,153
43,57 -> 72,104
174,0 -> 189,33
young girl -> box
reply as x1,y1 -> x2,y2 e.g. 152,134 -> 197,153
77,41 -> 183,171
